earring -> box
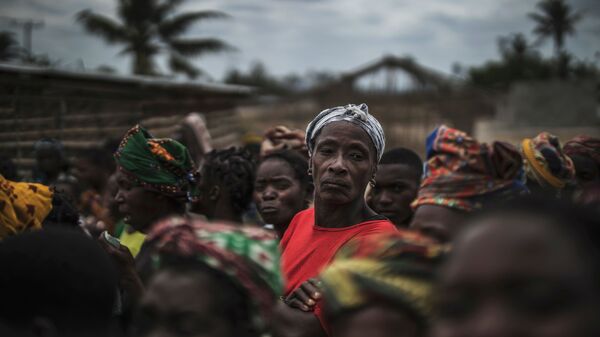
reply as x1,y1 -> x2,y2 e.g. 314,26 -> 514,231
369,178 -> 376,188
307,168 -> 313,176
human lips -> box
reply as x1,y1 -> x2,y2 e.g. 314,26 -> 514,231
321,179 -> 350,189
261,206 -> 279,214
260,203 -> 279,214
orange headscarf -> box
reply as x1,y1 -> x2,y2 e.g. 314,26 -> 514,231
0,175 -> 53,239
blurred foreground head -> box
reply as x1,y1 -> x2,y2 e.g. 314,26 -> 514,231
433,197 -> 600,337
0,229 -> 117,337
321,231 -> 443,337
133,217 -> 282,337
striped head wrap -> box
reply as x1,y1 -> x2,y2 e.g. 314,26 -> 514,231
114,125 -> 198,201
320,231 -> 443,328
305,103 -> 385,162
0,175 -> 53,239
147,216 -> 283,333
412,125 -> 527,212
521,132 -> 575,189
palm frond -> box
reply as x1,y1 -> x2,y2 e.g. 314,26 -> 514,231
154,0 -> 185,21
76,10 -> 128,43
159,11 -> 230,38
168,38 -> 235,56
168,53 -> 201,78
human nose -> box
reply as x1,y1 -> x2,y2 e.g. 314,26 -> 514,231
114,189 -> 125,203
377,190 -> 393,205
327,153 -> 347,175
262,185 -> 277,201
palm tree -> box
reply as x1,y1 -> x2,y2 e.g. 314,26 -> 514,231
499,33 -> 531,60
0,31 -> 23,62
528,0 -> 582,58
76,0 -> 233,78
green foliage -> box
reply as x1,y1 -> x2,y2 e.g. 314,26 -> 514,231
76,0 -> 233,78
528,0 -> 581,56
466,0 -> 597,89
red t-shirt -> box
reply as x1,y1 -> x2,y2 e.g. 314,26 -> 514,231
280,208 -> 397,329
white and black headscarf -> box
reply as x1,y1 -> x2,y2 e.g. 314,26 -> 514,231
305,103 -> 386,162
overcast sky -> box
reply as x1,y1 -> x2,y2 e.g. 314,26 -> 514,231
1,0 -> 598,80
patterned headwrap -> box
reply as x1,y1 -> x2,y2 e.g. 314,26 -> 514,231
147,217 -> 283,333
563,135 -> 600,168
115,125 -> 198,201
305,103 -> 385,162
412,125 -> 527,212
520,132 -> 575,189
0,175 -> 53,239
321,231 -> 443,327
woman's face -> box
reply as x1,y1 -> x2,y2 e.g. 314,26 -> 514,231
254,158 -> 307,229
114,171 -> 165,233
410,205 -> 467,244
433,214 -> 600,337
311,122 -> 376,205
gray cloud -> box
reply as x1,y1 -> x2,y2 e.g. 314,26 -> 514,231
0,0 -> 597,79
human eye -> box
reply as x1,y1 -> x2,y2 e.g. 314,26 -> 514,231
318,146 -> 334,155
393,183 -> 408,192
274,180 -> 292,190
349,152 -> 365,161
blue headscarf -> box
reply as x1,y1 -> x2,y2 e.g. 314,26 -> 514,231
305,103 -> 386,162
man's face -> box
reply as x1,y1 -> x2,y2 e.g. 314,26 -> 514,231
369,163 -> 420,227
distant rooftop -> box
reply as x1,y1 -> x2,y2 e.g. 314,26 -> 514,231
0,62 -> 254,95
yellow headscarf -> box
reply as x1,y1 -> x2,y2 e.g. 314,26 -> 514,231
0,175 -> 53,239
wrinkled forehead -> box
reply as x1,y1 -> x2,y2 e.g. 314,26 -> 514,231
313,121 -> 377,155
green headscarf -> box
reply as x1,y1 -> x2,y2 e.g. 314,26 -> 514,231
114,125 -> 197,200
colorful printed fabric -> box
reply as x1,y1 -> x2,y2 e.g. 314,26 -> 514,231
147,216 -> 283,333
114,125 -> 198,201
563,135 -> 600,168
305,103 -> 386,161
320,231 -> 443,326
521,132 -> 575,189
412,125 -> 527,212
0,175 -> 53,239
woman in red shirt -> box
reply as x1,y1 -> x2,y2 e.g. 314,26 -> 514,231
274,103 -> 397,337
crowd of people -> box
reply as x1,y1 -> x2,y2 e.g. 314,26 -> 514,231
0,103 -> 599,337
